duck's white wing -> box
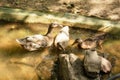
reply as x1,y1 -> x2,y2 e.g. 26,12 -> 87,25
54,32 -> 69,45
16,34 -> 48,51
16,34 -> 44,44
84,53 -> 101,73
26,34 -> 44,42
100,56 -> 112,73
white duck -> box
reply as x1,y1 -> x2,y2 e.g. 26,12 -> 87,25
72,32 -> 107,50
83,49 -> 112,78
83,49 -> 101,78
54,26 -> 69,52
16,22 -> 62,51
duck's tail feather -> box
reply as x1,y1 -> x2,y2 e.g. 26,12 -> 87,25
93,32 -> 108,41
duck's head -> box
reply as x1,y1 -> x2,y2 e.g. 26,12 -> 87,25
61,26 -> 69,31
45,22 -> 63,36
50,22 -> 63,28
72,38 -> 83,46
85,48 -> 96,55
60,26 -> 69,35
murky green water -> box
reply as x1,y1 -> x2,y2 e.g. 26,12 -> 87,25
0,21 -> 120,80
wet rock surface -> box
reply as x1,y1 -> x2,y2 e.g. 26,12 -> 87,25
55,53 -> 100,80
0,0 -> 120,21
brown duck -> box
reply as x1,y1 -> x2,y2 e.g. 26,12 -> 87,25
72,32 -> 107,50
16,22 -> 62,51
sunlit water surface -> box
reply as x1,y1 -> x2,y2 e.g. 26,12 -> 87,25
0,21 -> 120,80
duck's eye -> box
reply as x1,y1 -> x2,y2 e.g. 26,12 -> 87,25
52,23 -> 58,27
76,39 -> 80,41
53,23 -> 57,26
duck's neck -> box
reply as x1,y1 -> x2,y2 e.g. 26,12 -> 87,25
88,51 -> 98,58
44,25 -> 53,37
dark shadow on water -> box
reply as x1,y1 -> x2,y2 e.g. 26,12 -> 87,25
0,45 -> 48,59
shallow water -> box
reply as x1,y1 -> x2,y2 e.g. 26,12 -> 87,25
0,21 -> 120,80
